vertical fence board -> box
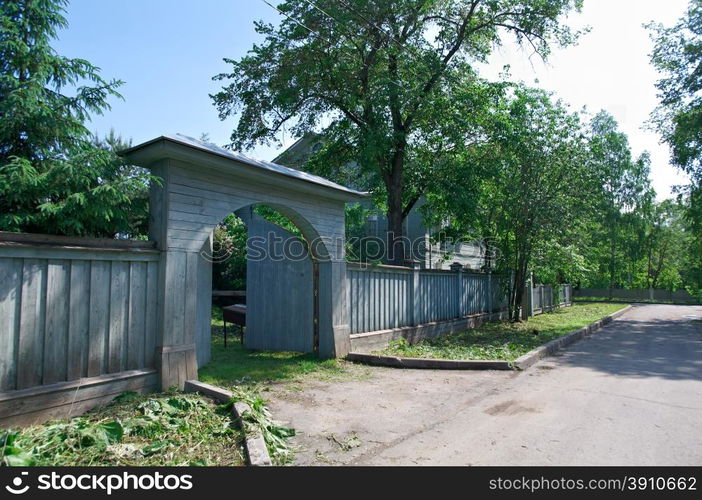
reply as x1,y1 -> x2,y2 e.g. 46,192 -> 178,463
109,261 -> 130,373
144,261 -> 159,367
88,261 -> 111,377
43,260 -> 70,385
128,262 -> 147,370
67,260 -> 90,381
17,259 -> 46,389
0,258 -> 22,391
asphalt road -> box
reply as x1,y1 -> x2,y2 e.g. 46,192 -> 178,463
268,304 -> 702,465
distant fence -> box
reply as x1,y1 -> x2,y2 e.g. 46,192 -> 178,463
574,287 -> 698,304
347,263 -> 510,335
531,283 -> 573,315
0,233 -> 160,427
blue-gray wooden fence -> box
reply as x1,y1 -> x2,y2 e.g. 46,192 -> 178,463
531,283 -> 573,315
347,263 -> 508,334
0,240 -> 160,394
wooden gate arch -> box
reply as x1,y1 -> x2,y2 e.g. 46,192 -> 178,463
123,134 -> 365,390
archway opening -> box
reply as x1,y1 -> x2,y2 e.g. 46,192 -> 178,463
200,203 -> 332,385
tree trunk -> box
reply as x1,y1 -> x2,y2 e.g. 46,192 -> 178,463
387,183 -> 406,266
608,240 -> 615,300
510,251 -> 530,322
385,143 -> 407,266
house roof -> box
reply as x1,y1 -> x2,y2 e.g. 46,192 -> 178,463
121,133 -> 367,199
271,132 -> 321,165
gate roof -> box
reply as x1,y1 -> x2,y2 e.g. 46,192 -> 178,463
122,133 -> 367,201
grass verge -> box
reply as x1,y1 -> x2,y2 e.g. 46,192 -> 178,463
376,303 -> 627,362
0,391 -> 245,466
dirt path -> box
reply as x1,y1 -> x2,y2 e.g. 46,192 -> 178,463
267,304 -> 702,465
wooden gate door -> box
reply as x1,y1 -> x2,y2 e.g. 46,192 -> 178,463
244,212 -> 314,352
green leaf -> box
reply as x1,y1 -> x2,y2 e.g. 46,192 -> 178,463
98,421 -> 124,443
3,448 -> 35,467
141,440 -> 170,456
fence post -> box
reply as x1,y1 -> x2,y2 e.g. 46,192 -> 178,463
521,274 -> 531,320
530,274 -> 536,318
410,260 -> 421,326
450,262 -> 463,318
540,284 -> 545,313
486,271 -> 493,316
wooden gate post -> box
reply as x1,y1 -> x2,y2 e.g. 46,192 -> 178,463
155,249 -> 199,390
148,160 -> 198,391
317,259 -> 350,358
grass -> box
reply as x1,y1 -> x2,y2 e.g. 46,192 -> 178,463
199,307 -> 367,465
1,391 -> 245,466
199,307 -> 360,389
376,302 -> 627,362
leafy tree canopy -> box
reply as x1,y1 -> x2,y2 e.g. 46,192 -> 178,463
648,0 -> 702,235
445,85 -> 589,319
0,0 -> 153,237
213,0 -> 583,263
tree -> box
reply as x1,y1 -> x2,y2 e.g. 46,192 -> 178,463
636,200 -> 687,292
585,112 -> 654,295
463,86 -> 588,320
213,0 -> 583,264
212,213 -> 248,291
0,0 -> 152,237
648,0 -> 702,238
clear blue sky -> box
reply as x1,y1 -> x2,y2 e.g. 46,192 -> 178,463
55,0 -> 688,198
55,0 -> 282,160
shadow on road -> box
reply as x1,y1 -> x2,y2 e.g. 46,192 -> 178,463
553,305 -> 702,381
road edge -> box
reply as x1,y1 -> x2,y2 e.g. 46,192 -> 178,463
513,304 -> 632,370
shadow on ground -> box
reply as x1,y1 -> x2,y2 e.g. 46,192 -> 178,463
553,304 -> 702,381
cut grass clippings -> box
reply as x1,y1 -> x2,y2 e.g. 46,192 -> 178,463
221,387 -> 296,465
0,391 -> 245,466
376,303 -> 627,362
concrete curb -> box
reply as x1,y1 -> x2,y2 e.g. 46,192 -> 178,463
512,305 -> 632,370
347,305 -> 633,372
346,353 -> 513,370
183,380 -> 272,466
